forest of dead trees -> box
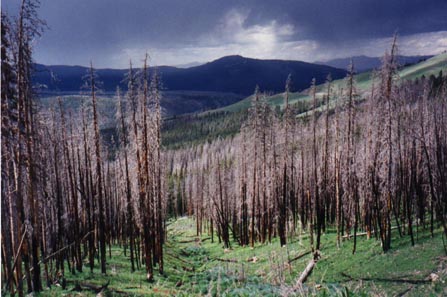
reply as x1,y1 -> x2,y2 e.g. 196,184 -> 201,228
166,46 -> 447,253
1,1 -> 447,296
2,2 -> 166,295
165,39 -> 447,256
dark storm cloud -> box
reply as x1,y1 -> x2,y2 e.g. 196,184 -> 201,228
2,0 -> 446,67
250,0 -> 447,41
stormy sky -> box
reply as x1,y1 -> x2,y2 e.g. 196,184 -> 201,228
3,0 -> 447,68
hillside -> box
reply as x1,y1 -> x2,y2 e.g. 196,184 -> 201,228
33,56 -> 347,96
316,55 -> 433,72
39,91 -> 245,118
162,53 -> 447,148
219,52 -> 447,113
39,218 -> 447,296
4,2 -> 447,297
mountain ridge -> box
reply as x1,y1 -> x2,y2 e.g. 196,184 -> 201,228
33,55 -> 347,96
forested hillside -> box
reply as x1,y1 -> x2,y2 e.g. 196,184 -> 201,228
1,1 -> 447,296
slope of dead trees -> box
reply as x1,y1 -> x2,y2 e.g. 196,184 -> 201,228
1,2 -> 166,295
1,1 -> 447,295
165,38 -> 447,257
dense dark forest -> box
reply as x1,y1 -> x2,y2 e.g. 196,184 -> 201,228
1,1 -> 447,296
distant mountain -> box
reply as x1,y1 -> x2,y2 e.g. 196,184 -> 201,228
33,55 -> 347,96
317,55 -> 433,73
33,64 -> 180,94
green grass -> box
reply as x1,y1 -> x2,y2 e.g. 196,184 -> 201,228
34,217 -> 446,296
399,53 -> 447,80
218,52 -> 447,114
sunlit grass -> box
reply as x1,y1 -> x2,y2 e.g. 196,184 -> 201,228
36,216 -> 446,296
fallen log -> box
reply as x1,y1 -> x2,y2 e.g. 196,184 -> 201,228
288,251 -> 312,264
396,286 -> 414,297
19,231 -> 96,283
165,251 -> 194,266
294,250 -> 320,289
67,280 -> 130,295
38,230 -> 95,265
5,227 -> 27,290
296,259 -> 316,284
70,280 -> 110,294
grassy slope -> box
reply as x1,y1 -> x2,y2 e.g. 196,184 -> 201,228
217,52 -> 447,114
399,53 -> 447,80
38,218 -> 446,296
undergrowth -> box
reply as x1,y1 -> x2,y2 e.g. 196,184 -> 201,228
36,217 -> 446,296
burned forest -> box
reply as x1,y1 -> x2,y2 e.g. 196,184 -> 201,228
1,1 -> 447,296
